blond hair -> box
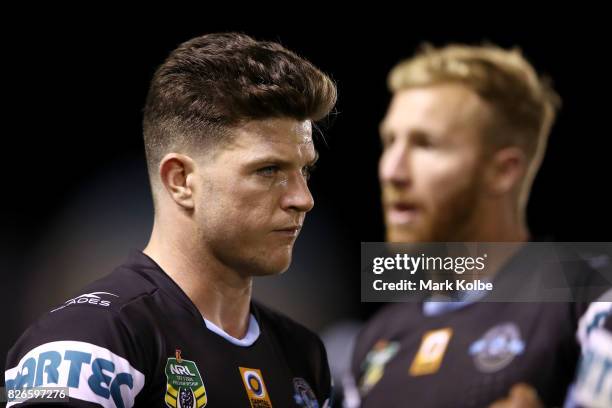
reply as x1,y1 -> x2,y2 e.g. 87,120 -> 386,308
389,44 -> 561,203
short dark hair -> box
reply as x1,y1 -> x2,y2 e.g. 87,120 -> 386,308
143,32 -> 337,183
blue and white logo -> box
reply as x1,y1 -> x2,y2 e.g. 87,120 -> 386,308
469,322 -> 525,373
4,341 -> 145,408
293,377 -> 318,408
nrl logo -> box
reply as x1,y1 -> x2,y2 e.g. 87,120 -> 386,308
50,291 -> 118,312
165,349 -> 207,408
359,340 -> 400,395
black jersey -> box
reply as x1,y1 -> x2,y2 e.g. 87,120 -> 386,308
5,250 -> 331,407
347,249 -> 611,408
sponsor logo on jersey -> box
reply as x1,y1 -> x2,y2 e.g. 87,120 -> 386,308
573,328 -> 612,408
358,340 -> 400,395
469,322 -> 525,373
239,367 -> 272,408
50,292 -> 119,313
164,349 -> 207,408
292,377 -> 318,408
4,340 -> 145,408
577,297 -> 612,347
409,328 -> 453,376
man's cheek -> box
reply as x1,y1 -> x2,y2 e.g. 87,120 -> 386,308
433,167 -> 473,198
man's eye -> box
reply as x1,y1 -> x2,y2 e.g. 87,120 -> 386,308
256,166 -> 279,177
381,134 -> 394,149
412,133 -> 435,149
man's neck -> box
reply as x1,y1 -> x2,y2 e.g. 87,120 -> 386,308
467,200 -> 529,243
143,224 -> 253,339
468,217 -> 530,281
447,208 -> 530,281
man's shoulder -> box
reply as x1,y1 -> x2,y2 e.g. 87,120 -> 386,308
15,262 -> 161,337
66,261 -> 159,312
356,302 -> 416,343
253,300 -> 322,345
367,302 -> 416,325
4,261 -> 163,406
253,301 -> 328,365
6,260 -> 163,370
5,263 -> 170,406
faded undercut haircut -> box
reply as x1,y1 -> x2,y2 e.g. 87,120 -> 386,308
142,32 -> 337,191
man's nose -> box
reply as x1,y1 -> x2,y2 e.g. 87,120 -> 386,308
280,173 -> 315,213
379,141 -> 412,189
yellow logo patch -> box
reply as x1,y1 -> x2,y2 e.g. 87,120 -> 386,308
239,367 -> 272,408
409,328 -> 453,376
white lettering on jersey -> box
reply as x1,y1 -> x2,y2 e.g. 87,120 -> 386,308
4,340 -> 145,408
50,292 -> 119,313
573,329 -> 612,408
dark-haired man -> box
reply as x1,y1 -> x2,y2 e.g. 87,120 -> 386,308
5,33 -> 336,407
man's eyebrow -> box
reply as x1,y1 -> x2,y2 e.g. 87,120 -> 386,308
248,150 -> 319,167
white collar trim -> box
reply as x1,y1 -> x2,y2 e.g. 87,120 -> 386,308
203,313 -> 260,347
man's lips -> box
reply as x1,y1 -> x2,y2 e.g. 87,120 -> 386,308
273,225 -> 302,237
386,202 -> 421,225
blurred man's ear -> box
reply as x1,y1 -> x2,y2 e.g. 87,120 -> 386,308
485,147 -> 527,197
158,153 -> 196,210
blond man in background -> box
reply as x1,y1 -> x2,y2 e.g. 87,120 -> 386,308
346,44 -> 611,408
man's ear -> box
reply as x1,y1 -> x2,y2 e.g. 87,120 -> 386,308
484,147 -> 527,196
158,153 -> 196,210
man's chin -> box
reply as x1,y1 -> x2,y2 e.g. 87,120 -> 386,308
386,226 -> 428,243
251,254 -> 292,277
